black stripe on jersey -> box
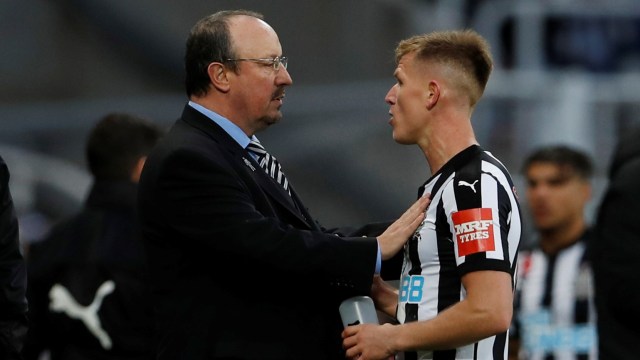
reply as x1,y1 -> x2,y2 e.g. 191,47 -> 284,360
574,242 -> 591,324
405,351 -> 418,360
453,150 -> 482,209
405,232 -> 420,324
493,331 -> 506,360
434,348 -> 456,360
542,254 -> 557,307
452,152 -> 485,263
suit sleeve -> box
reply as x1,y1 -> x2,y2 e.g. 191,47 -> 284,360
141,147 -> 378,293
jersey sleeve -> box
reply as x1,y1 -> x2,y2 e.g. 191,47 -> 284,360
445,160 -> 521,276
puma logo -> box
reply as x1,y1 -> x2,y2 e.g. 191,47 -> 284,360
49,280 -> 116,349
458,180 -> 478,193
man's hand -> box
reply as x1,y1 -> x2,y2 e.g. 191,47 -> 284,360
377,195 -> 429,260
342,323 -> 397,360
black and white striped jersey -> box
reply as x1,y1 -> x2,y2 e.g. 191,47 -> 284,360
512,230 -> 596,360
397,145 -> 522,360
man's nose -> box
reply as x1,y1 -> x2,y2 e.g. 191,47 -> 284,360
385,85 -> 397,105
277,66 -> 293,86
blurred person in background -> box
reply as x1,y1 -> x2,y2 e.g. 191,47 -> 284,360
592,128 -> 640,360
341,29 -> 522,360
0,155 -> 28,359
137,9 -> 427,360
22,113 -> 163,360
509,146 -> 596,360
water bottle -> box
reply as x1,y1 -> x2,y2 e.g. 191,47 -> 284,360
339,295 -> 379,327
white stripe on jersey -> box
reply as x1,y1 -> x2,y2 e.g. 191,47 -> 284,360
482,159 -> 521,264
396,145 -> 522,360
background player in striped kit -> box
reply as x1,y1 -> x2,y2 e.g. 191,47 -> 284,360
342,30 -> 522,360
509,146 -> 596,360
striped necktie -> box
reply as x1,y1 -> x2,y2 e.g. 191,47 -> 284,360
246,140 -> 291,195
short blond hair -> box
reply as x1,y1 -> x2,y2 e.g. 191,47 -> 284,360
395,29 -> 493,106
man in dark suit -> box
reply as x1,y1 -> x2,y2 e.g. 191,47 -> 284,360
0,156 -> 28,360
592,127 -> 640,359
137,9 -> 428,360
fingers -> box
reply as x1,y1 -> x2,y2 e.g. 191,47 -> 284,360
342,325 -> 361,358
342,324 -> 360,340
401,194 -> 430,225
414,193 -> 430,213
345,346 -> 361,359
343,337 -> 360,359
410,208 -> 426,228
378,194 -> 431,259
400,195 -> 429,232
396,193 -> 430,225
407,194 -> 429,229
411,193 -> 430,209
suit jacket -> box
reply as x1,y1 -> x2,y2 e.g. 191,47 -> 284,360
138,105 -> 378,360
0,155 -> 28,360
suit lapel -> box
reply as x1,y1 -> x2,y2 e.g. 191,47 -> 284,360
180,105 -> 312,228
239,152 -> 313,229
289,187 -> 321,231
242,153 -> 300,211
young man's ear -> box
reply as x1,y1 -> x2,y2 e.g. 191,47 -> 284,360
207,62 -> 230,92
426,80 -> 440,110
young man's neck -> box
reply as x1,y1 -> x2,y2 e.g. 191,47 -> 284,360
420,115 -> 477,174
539,219 -> 587,256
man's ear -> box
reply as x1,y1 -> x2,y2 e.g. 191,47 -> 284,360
207,62 -> 230,92
426,80 -> 440,110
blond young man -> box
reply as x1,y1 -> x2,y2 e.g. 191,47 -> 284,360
342,30 -> 522,360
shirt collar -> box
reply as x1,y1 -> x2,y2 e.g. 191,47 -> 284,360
188,101 -> 258,148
